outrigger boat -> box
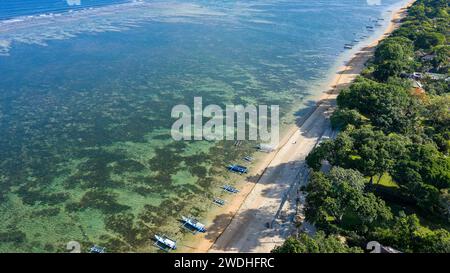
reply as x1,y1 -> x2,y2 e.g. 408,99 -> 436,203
221,185 -> 239,194
344,44 -> 353,49
244,156 -> 254,162
213,197 -> 226,206
154,234 -> 177,251
181,216 -> 207,233
227,164 -> 248,174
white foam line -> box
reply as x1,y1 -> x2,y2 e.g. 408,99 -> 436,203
0,1 -> 231,55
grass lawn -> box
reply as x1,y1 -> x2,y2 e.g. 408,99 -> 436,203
367,173 -> 400,189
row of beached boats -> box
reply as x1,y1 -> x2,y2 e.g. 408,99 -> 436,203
344,17 -> 385,50
154,215 -> 208,251
154,183 -> 242,251
155,153 -> 255,251
93,148 -> 262,252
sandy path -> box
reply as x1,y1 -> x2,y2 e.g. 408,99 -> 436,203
180,0 -> 415,253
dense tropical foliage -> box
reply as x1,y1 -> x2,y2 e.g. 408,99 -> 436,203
272,231 -> 363,253
275,0 -> 449,253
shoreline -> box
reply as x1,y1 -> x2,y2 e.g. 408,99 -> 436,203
179,0 -> 415,253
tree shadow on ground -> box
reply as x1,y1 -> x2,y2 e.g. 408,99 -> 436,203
205,207 -> 284,252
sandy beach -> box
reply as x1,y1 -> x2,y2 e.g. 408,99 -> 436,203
178,0 -> 416,253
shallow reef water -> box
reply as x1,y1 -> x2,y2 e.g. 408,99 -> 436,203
0,0 -> 405,252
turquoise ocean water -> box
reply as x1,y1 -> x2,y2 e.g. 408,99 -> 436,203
0,0 -> 406,252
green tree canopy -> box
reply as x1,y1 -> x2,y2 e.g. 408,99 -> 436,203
373,214 -> 450,253
337,78 -> 419,133
330,108 -> 367,130
272,231 -> 363,253
392,143 -> 449,216
415,32 -> 446,50
307,126 -> 410,183
374,37 -> 414,64
431,45 -> 450,71
305,168 -> 393,233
